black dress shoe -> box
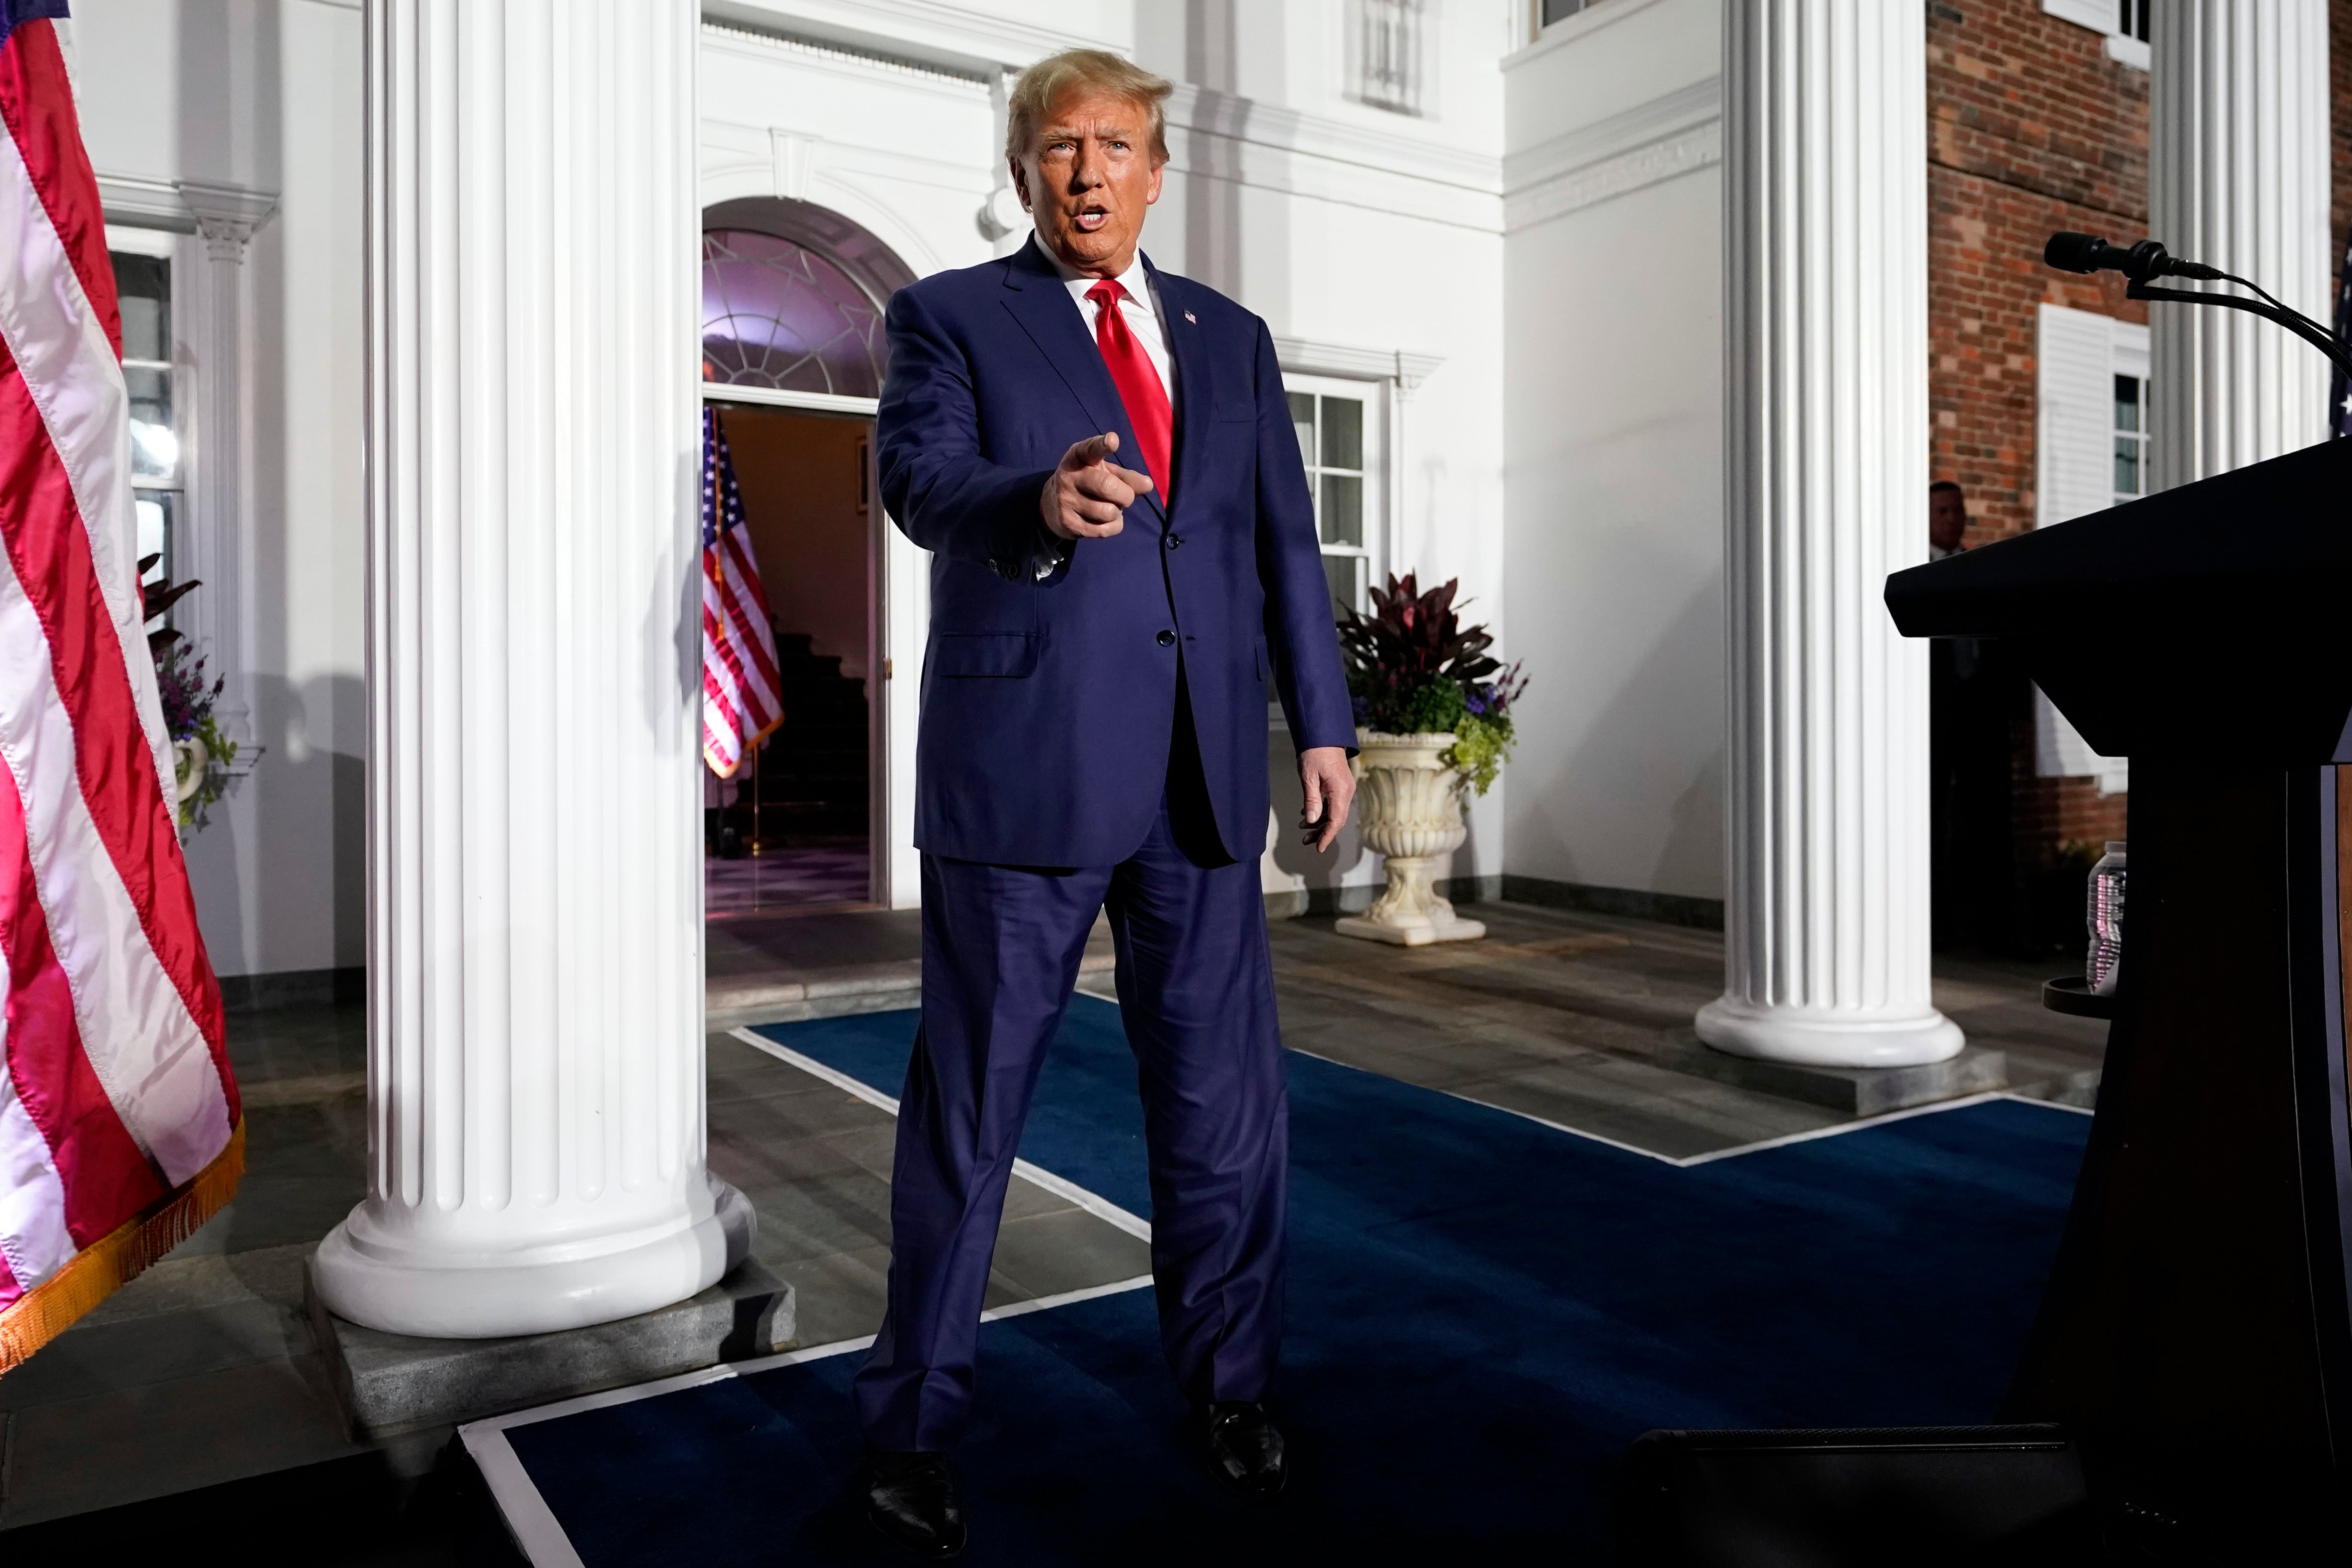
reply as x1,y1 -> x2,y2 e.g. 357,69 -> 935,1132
1198,1401 -> 1288,1498
867,1450 -> 966,1560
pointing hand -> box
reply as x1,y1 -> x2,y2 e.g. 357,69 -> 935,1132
1042,432 -> 1155,540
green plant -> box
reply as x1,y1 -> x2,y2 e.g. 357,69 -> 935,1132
1337,573 -> 1527,797
142,555 -> 239,829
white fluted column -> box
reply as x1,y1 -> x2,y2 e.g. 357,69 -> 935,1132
1698,0 -> 1961,1068
313,0 -> 748,1338
2149,0 -> 2333,489
178,180 -> 276,761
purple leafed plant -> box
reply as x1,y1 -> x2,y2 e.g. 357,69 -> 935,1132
1336,573 -> 1528,796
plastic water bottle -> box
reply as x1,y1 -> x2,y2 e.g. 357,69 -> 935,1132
2087,842 -> 2126,997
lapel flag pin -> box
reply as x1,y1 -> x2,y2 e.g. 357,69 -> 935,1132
1184,310 -> 1197,323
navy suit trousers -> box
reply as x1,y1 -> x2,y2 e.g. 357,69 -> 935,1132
851,757 -> 1289,1452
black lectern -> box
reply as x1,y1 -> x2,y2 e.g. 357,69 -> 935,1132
1885,436 -> 2352,1550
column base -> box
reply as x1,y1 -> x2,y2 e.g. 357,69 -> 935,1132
1696,996 -> 1965,1068
306,1256 -> 793,1440
311,1176 -> 754,1340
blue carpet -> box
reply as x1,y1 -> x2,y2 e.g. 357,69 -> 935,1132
502,998 -> 2089,1565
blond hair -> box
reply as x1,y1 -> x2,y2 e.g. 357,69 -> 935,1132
1005,49 -> 1172,167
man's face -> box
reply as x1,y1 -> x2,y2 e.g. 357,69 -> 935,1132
1929,488 -> 1967,552
1012,89 -> 1164,277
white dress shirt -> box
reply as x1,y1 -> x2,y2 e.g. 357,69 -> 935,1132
1036,234 -> 1176,407
1027,236 -> 1177,577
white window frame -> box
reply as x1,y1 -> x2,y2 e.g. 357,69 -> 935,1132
105,225 -> 186,595
1350,0 -> 1430,118
1530,0 -> 1604,41
1280,370 -> 1389,623
2110,333 -> 2151,507
2042,0 -> 2150,71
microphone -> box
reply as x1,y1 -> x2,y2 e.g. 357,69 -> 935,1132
2044,232 -> 2225,284
2044,232 -> 2352,383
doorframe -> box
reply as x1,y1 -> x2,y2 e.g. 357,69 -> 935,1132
700,383 -> 889,910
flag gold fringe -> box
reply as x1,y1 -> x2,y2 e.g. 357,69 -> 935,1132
0,1118 -> 246,1374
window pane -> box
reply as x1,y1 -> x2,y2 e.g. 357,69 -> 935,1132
2113,373 -> 2140,433
1287,391 -> 1315,471
124,365 -> 178,482
135,491 -> 171,587
1319,396 -> 1363,470
110,252 -> 169,363
1320,473 -> 1362,546
2114,437 -> 2140,497
1322,551 -> 1361,618
699,228 -> 888,397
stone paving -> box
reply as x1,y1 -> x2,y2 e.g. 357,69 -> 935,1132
0,899 -> 2104,1538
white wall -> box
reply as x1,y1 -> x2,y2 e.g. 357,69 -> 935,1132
72,0 -> 1523,959
75,0 -> 367,979
1135,1 -> 1511,906
1501,0 -> 1727,903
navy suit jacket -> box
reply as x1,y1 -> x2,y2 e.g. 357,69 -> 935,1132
877,238 -> 1356,868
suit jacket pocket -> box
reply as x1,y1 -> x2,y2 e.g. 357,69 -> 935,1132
932,632 -> 1039,678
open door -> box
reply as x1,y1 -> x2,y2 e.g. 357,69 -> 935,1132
702,399 -> 881,913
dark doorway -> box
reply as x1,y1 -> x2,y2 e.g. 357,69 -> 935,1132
703,401 -> 877,912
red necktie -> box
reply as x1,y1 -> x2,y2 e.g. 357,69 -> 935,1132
1085,279 -> 1173,505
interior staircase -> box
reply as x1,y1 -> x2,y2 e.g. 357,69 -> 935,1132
711,631 -> 868,855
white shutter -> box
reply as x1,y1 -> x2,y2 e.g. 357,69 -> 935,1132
2036,304 -> 2115,528
2033,303 -> 2129,790
2042,0 -> 2117,35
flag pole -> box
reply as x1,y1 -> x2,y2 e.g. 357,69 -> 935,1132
750,733 -> 763,860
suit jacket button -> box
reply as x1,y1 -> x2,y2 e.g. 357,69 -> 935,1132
1157,629 -> 1176,647
1165,533 -> 1184,549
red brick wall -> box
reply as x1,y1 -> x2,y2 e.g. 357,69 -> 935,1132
2335,0 -> 2352,269
1927,0 -> 2147,943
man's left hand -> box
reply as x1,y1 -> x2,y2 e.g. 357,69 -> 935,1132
1299,746 -> 1355,851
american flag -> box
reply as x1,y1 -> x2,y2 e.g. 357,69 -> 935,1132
701,406 -> 783,777
0,2 -> 239,1370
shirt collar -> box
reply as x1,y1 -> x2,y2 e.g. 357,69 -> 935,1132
1030,232 -> 1150,299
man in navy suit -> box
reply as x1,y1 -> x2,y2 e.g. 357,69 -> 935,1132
856,47 -> 1358,1558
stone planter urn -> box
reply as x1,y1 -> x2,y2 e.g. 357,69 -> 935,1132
1335,731 -> 1485,947
172,735 -> 208,809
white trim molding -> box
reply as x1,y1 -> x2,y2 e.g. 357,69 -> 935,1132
1272,335 -> 1445,397
1165,84 -> 1503,234
1504,74 -> 1722,231
179,180 -> 279,264
700,0 -> 1121,78
97,174 -> 280,244
700,381 -> 880,417
1505,0 -> 1678,69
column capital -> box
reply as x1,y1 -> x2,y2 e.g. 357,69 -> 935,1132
175,179 -> 278,263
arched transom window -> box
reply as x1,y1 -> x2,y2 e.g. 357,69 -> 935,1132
700,227 -> 888,398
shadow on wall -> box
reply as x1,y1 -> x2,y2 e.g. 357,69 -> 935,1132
1512,566 -> 1726,902
1180,0 -> 1289,319
182,673 -> 366,979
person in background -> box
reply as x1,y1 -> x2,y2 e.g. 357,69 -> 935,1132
1929,478 -> 1968,560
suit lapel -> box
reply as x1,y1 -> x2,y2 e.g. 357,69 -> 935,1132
1146,258 -> 1215,517
1000,242 -> 1167,524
